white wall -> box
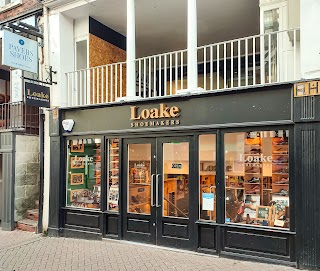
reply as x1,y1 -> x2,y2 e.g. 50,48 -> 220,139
301,0 -> 320,79
48,12 -> 74,107
74,17 -> 89,41
42,11 -> 74,231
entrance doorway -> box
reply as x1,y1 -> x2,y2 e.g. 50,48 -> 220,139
122,137 -> 194,249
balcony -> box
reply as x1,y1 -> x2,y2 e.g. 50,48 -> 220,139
66,28 -> 300,107
0,102 -> 40,134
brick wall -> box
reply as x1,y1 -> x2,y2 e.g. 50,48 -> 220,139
0,0 -> 42,23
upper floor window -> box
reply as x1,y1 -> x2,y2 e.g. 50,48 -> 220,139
0,0 -> 22,11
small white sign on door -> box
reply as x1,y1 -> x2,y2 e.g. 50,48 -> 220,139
202,193 -> 214,211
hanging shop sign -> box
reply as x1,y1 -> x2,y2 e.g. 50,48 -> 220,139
130,103 -> 181,128
25,82 -> 50,108
2,30 -> 38,74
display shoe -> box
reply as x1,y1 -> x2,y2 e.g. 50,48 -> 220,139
273,148 -> 288,154
273,156 -> 288,163
131,196 -> 139,204
232,214 -> 243,223
245,138 -> 261,145
273,168 -> 288,174
278,215 -> 286,220
248,177 -> 260,183
245,195 -> 257,203
245,167 -> 260,173
273,138 -> 288,145
246,185 -> 260,194
135,207 -> 143,213
238,177 -> 244,187
246,214 -> 254,224
273,189 -> 289,196
249,148 -> 261,154
275,177 -> 289,184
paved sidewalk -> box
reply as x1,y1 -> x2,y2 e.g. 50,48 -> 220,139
0,230 -> 300,271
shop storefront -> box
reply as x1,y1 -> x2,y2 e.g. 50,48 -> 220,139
49,83 -> 319,268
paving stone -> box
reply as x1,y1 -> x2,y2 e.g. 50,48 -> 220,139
0,229 -> 308,271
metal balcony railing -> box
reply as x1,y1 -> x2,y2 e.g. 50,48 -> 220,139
197,28 -> 300,90
0,102 -> 40,134
65,28 -> 301,107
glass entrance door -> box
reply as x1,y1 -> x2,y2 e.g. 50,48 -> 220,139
123,137 -> 193,249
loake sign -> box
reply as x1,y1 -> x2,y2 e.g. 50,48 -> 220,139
130,103 -> 181,128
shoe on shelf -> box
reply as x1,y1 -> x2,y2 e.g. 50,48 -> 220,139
273,156 -> 288,163
273,148 -> 288,154
273,168 -> 288,174
245,195 -> 257,203
273,138 -> 288,145
131,196 -> 139,204
248,177 -> 260,183
245,138 -> 261,145
246,185 -> 260,194
249,148 -> 261,154
246,167 -> 261,173
273,189 -> 289,196
275,177 -> 289,184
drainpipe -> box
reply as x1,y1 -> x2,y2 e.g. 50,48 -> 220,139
37,5 -> 50,233
38,109 -> 44,233
187,0 -> 198,91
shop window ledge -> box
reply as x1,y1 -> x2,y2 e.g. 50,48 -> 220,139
220,222 -> 296,234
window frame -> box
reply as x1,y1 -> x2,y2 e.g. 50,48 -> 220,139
221,126 -> 295,232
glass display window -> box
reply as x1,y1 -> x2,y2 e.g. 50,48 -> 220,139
66,138 -> 101,209
108,138 -> 120,212
225,130 -> 290,229
199,134 -> 216,221
128,144 -> 152,214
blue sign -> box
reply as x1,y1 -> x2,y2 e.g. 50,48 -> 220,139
202,193 -> 215,211
2,30 -> 38,74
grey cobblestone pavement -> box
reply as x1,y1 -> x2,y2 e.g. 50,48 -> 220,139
0,230 -> 301,271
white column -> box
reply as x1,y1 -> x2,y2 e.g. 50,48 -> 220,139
187,0 -> 198,90
126,0 -> 137,97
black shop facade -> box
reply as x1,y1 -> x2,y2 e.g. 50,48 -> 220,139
48,83 -> 320,270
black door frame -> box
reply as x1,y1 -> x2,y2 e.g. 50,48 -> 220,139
122,137 -> 157,244
121,135 -> 196,249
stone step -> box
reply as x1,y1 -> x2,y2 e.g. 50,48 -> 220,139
16,219 -> 38,233
26,209 -> 39,221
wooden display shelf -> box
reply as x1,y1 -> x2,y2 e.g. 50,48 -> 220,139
129,202 -> 150,207
200,171 -> 216,175
130,182 -> 151,186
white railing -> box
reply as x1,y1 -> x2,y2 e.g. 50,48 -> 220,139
135,49 -> 188,98
66,28 -> 300,107
197,28 -> 300,91
66,62 -> 126,107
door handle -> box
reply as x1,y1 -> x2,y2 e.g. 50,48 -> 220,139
151,174 -> 155,207
156,174 -> 161,207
